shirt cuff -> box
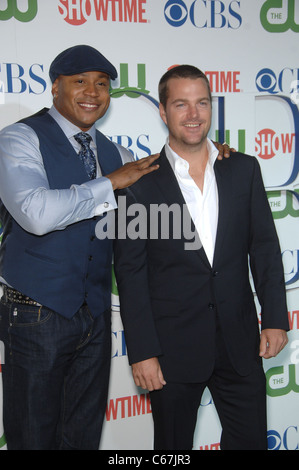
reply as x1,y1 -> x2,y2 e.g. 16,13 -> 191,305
88,176 -> 117,215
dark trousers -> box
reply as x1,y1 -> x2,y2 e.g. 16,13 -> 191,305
0,297 -> 111,450
150,323 -> 267,450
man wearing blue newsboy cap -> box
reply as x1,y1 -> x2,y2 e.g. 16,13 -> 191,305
0,45 -> 231,450
49,44 -> 118,82
0,44 -> 161,450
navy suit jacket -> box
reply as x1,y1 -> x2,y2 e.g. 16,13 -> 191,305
114,147 -> 289,382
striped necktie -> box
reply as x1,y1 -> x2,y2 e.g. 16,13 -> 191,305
74,132 -> 97,180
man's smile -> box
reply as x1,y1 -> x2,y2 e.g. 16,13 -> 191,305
77,102 -> 99,110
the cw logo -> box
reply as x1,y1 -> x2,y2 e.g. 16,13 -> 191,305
260,0 -> 299,32
110,63 -> 159,107
0,0 -> 38,22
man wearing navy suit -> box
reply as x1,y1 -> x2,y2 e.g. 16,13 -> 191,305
0,45 -> 161,450
114,65 -> 289,450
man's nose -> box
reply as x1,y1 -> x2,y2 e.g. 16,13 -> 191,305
187,104 -> 199,119
84,84 -> 98,96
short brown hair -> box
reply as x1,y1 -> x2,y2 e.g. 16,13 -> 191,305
158,65 -> 211,108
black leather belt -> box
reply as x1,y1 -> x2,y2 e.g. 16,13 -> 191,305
1,285 -> 42,307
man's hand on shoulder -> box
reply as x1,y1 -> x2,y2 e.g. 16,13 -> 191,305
213,141 -> 236,160
107,153 -> 160,190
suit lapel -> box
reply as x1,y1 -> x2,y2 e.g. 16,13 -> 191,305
153,147 -> 186,207
154,148 -> 234,268
213,159 -> 233,266
153,148 -> 210,266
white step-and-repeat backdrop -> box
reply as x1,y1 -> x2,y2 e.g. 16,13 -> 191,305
0,0 -> 298,451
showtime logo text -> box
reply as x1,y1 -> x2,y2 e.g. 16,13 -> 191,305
58,0 -> 147,25
255,128 -> 295,160
205,70 -> 240,93
106,392 -> 151,421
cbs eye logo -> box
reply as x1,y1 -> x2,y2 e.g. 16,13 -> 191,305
256,68 -> 299,101
256,69 -> 278,94
164,0 -> 188,27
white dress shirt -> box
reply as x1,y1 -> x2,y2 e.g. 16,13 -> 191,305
165,138 -> 219,266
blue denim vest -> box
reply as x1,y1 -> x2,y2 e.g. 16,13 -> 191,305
0,109 -> 122,318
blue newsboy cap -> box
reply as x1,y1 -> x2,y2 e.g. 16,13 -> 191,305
49,45 -> 118,82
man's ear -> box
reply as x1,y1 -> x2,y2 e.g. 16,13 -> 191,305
51,77 -> 59,100
159,103 -> 167,126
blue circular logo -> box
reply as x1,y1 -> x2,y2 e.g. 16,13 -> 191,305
164,0 -> 188,27
267,430 -> 281,450
256,68 -> 278,94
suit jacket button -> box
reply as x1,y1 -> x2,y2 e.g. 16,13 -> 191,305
208,303 -> 215,310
